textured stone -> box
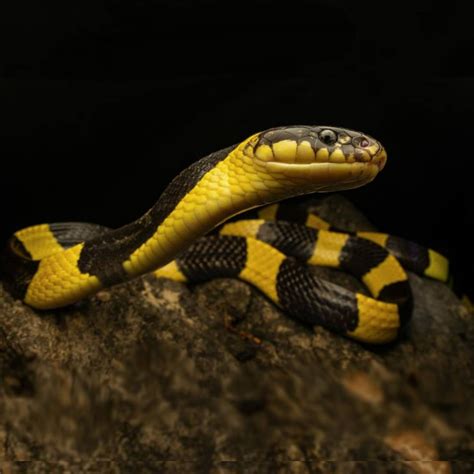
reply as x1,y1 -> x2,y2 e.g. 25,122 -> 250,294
0,195 -> 473,473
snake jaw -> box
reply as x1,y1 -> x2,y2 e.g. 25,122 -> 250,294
260,160 -> 381,191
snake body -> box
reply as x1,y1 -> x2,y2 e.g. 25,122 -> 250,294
245,201 -> 449,281
1,125 -> 448,344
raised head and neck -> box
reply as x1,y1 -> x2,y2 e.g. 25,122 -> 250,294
12,125 -> 387,308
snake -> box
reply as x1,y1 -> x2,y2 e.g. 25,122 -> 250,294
0,125 -> 449,344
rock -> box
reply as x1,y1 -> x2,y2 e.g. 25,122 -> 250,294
0,195 -> 473,473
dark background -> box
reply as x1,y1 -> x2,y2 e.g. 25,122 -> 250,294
1,1 -> 472,294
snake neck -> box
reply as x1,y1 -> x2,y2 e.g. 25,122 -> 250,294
75,143 -> 284,285
120,144 -> 300,278
73,144 -> 234,284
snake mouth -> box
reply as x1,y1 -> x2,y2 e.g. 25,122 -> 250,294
261,161 -> 381,191
255,144 -> 386,191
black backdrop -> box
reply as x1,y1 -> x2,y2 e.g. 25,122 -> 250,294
1,1 -> 472,293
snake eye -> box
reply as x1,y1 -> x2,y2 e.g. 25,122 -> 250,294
353,136 -> 370,148
319,129 -> 337,146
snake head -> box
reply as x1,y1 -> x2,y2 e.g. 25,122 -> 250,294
242,125 -> 387,192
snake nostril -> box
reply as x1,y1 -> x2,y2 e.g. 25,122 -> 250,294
353,136 -> 370,148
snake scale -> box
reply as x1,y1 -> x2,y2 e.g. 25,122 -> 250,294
0,126 -> 449,343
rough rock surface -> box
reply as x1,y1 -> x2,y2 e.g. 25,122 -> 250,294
0,195 -> 473,473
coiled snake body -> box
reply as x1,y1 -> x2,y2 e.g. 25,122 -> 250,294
1,126 -> 449,343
